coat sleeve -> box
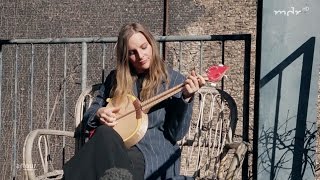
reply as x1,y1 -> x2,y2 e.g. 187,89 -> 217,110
84,70 -> 116,131
163,70 -> 194,142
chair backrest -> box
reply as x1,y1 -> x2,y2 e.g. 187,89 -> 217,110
178,86 -> 239,179
73,84 -> 240,179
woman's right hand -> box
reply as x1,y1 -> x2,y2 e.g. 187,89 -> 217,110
96,107 -> 120,127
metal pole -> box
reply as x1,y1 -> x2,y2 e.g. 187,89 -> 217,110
81,42 -> 88,91
242,36 -> 251,180
12,45 -> 19,179
0,45 -> 2,138
46,45 -> 51,128
199,41 -> 203,75
63,43 -> 67,165
30,44 -> 34,131
179,42 -> 182,71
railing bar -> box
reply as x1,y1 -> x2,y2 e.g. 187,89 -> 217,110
242,36 -> 251,180
62,44 -> 67,164
221,41 -> 225,90
46,44 -> 50,128
179,42 -> 182,72
0,35 -> 251,44
199,41 -> 203,75
110,43 -> 115,71
243,38 -> 251,142
221,41 -> 225,65
10,46 -> 14,179
159,42 -> 163,59
63,44 -> 67,137
12,44 -> 19,178
102,43 -> 106,83
111,43 -> 115,62
0,37 -> 118,44
81,42 -> 87,91
30,44 -> 34,131
108,42 -> 115,78
0,45 -> 2,138
157,35 -> 251,42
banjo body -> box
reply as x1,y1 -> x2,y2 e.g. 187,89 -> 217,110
106,94 -> 148,148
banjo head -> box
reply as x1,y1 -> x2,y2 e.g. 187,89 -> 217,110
106,95 -> 148,148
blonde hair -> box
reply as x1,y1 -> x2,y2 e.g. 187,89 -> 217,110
111,23 -> 168,104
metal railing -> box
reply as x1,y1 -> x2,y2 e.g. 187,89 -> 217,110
0,34 -> 251,179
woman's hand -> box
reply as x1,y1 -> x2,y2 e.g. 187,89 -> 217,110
96,107 -> 120,127
182,70 -> 206,101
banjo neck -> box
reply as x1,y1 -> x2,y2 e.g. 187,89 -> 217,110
139,64 -> 229,111
141,83 -> 185,112
116,83 -> 185,120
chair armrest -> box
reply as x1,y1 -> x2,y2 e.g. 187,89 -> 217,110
23,129 -> 74,180
218,141 -> 249,180
226,141 -> 249,179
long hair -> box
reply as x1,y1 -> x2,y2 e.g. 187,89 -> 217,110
111,23 -> 168,104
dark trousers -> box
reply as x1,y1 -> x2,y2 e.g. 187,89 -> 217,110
63,125 -> 145,180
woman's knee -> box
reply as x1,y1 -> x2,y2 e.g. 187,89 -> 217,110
93,125 -> 122,141
94,125 -> 113,136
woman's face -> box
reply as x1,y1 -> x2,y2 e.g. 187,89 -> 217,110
127,32 -> 153,74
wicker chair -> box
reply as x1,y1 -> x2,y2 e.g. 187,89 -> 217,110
23,84 -> 248,180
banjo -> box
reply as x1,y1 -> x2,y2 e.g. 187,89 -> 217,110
106,65 -> 229,148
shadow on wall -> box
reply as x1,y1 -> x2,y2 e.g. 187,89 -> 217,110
259,37 -> 316,179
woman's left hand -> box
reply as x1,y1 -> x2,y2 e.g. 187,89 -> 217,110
182,70 -> 206,101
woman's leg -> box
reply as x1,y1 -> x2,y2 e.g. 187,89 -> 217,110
63,125 -> 132,180
127,146 -> 145,179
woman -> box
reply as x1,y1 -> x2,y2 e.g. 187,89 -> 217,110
63,23 -> 206,180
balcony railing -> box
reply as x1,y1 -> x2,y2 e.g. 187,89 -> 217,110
0,34 -> 251,179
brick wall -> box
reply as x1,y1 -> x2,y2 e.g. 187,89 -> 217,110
0,0 -> 256,38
